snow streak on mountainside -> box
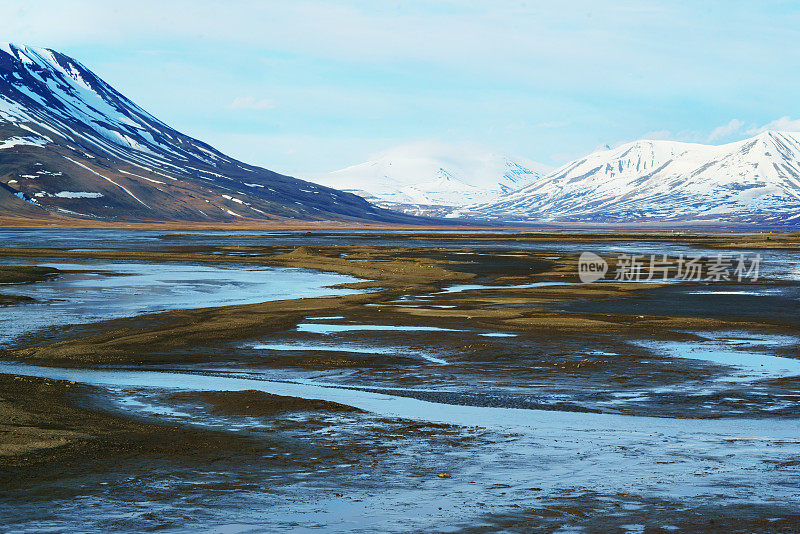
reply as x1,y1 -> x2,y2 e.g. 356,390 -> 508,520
473,132 -> 800,227
310,142 -> 551,217
0,43 -> 419,223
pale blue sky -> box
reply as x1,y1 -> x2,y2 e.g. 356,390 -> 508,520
5,1 -> 800,176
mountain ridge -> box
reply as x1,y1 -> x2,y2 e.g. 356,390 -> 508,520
0,43 -> 424,224
310,141 -> 551,217
471,131 -> 800,226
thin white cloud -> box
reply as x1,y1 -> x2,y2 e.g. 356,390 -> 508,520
228,96 -> 274,110
535,120 -> 569,129
747,116 -> 800,134
7,0 -> 793,98
707,119 -> 744,141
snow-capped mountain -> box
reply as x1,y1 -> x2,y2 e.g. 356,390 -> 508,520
473,132 -> 800,226
0,43 -> 419,223
310,142 -> 551,217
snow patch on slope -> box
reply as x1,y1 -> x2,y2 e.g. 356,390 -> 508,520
53,191 -> 103,198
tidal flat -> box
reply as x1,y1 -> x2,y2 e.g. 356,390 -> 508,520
0,229 -> 799,532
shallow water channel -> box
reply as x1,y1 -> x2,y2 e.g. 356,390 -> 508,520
0,260 -> 363,347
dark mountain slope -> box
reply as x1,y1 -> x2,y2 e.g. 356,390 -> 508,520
0,43 -> 424,224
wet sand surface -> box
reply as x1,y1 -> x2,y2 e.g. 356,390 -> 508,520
0,230 -> 799,532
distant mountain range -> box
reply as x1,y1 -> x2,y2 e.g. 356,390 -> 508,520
0,43 -> 420,224
312,134 -> 800,227
310,142 -> 551,217
470,132 -> 800,227
1,44 -> 798,229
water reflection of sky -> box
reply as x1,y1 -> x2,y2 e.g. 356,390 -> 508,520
0,260 -> 363,348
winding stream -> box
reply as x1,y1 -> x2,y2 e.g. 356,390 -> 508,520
1,362 -> 798,440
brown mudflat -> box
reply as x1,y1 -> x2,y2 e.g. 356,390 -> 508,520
1,230 -> 798,532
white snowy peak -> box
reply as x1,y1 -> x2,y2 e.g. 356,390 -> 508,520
311,141 -> 552,208
475,131 -> 800,224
